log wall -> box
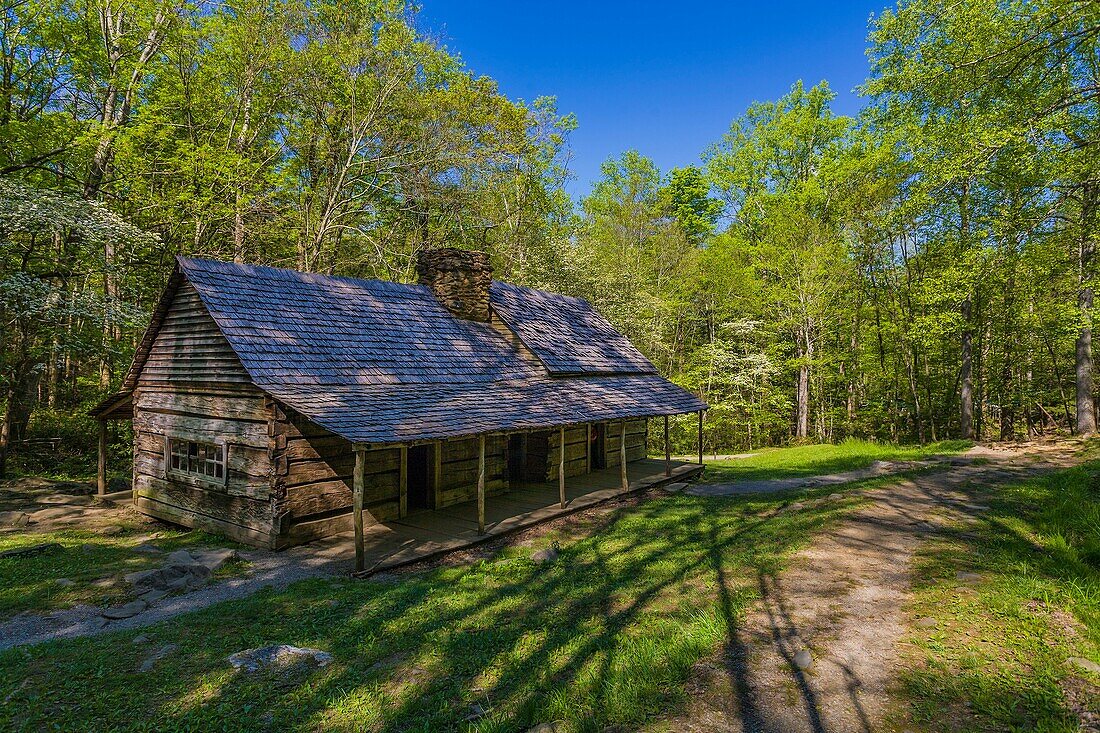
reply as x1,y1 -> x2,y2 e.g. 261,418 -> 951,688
546,426 -> 589,480
435,435 -> 507,507
604,419 -> 649,467
133,282 -> 279,547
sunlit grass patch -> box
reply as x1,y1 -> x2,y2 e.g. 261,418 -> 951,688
0,487 -> 863,732
897,461 -> 1100,732
701,438 -> 971,484
0,527 -> 250,617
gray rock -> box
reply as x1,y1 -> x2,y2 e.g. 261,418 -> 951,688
55,578 -> 74,587
103,600 -> 148,620
662,482 -> 688,494
165,549 -> 196,566
139,589 -> 169,603
915,617 -> 937,629
525,724 -> 566,733
134,544 -> 162,554
0,511 -> 29,527
793,649 -> 813,670
29,506 -> 85,521
139,644 -> 178,672
956,571 -> 983,583
98,525 -> 125,536
127,561 -> 212,594
465,703 -> 486,721
530,546 -> 559,564
192,548 -> 239,572
784,502 -> 806,512
228,644 -> 333,673
132,634 -> 151,644
36,493 -> 94,506
0,542 -> 62,559
1068,657 -> 1100,674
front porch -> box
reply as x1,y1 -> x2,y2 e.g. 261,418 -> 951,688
315,457 -> 702,576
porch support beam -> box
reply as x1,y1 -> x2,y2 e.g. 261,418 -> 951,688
559,425 -> 566,508
477,434 -> 486,534
97,418 -> 108,496
664,415 -> 671,477
399,445 -> 408,518
698,410 -> 704,466
620,420 -> 628,491
585,424 -> 592,474
353,447 -> 366,572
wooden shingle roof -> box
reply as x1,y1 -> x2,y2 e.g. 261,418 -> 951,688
112,257 -> 706,442
489,282 -> 657,375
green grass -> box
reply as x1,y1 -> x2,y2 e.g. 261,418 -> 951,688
0,485 -> 870,733
700,438 -> 971,484
0,526 -> 250,617
898,452 -> 1100,732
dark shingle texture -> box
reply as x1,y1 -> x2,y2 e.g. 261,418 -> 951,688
489,282 -> 656,375
177,257 -> 705,443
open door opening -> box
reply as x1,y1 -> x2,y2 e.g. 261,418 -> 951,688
507,434 -> 525,483
590,423 -> 607,470
407,444 -> 434,511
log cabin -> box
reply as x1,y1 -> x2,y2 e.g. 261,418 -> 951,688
91,249 -> 707,554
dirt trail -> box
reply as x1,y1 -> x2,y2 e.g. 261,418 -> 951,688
655,441 -> 1082,733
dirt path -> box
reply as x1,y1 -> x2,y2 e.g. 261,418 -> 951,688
654,441 -> 1082,733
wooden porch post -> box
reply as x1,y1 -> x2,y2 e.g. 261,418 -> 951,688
559,426 -> 566,508
698,410 -> 704,466
664,415 -> 671,477
97,418 -> 108,496
585,424 -> 592,474
477,434 -> 486,534
620,420 -> 628,491
353,448 -> 366,572
399,445 -> 408,518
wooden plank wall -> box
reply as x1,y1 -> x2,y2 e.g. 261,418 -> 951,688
133,282 -> 278,547
605,419 -> 648,467
436,435 -> 507,508
272,407 -> 400,546
546,426 -> 589,480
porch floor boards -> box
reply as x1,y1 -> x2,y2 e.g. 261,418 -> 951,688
336,458 -> 702,576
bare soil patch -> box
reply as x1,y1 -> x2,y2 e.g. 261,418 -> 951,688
651,440 -> 1082,733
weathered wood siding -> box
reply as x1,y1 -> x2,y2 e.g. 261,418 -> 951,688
436,435 -> 507,508
546,426 -> 589,480
604,419 -> 648,467
271,406 -> 400,547
132,282 -> 278,547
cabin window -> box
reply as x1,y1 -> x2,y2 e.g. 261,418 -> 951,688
167,438 -> 225,482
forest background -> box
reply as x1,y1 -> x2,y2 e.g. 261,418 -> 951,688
2,0 -> 1098,473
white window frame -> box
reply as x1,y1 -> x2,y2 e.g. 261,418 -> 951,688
164,435 -> 228,487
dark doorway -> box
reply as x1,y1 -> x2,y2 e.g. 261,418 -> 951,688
407,444 -> 434,511
525,431 -> 551,481
590,423 -> 607,470
507,434 -> 526,482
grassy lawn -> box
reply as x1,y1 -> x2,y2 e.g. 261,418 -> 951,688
898,452 -> 1100,732
700,438 -> 972,484
0,483 -> 870,733
0,525 -> 250,618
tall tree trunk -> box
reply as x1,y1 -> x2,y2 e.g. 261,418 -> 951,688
1077,183 -> 1097,435
795,325 -> 812,439
960,297 -> 974,439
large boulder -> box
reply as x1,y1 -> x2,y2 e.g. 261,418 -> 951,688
228,645 -> 333,673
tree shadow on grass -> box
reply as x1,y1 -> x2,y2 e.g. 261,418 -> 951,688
897,464 -> 1100,732
0,488 -> 866,733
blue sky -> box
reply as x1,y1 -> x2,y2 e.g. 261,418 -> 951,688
416,1 -> 885,197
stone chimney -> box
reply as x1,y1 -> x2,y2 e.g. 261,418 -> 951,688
416,248 -> 493,322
